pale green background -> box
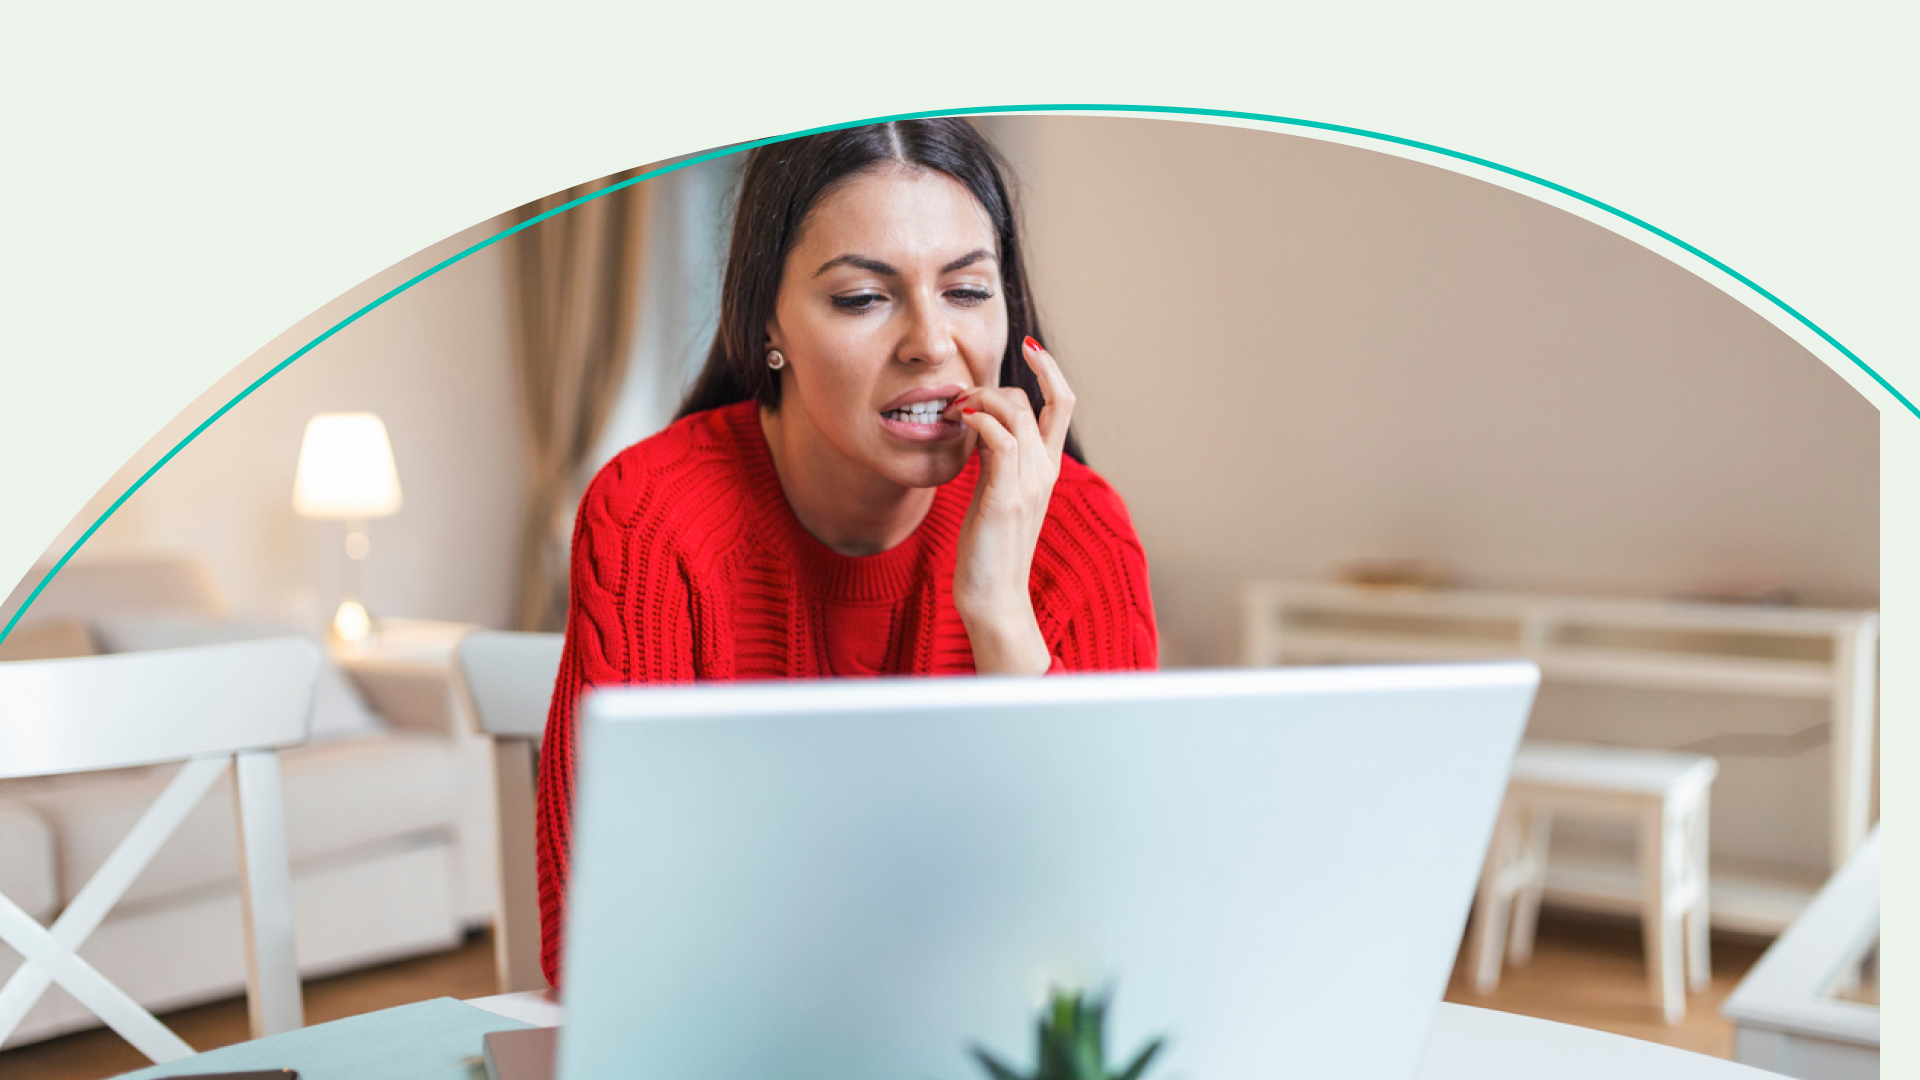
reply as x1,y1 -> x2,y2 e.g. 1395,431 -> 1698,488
0,1 -> 1910,1070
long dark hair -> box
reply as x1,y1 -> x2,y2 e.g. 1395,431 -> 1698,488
675,118 -> 1081,462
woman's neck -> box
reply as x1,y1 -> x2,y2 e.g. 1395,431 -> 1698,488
758,404 -> 936,557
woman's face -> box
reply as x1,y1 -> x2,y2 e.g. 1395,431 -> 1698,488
767,164 -> 1007,489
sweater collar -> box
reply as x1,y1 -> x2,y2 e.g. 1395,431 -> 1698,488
722,400 -> 976,601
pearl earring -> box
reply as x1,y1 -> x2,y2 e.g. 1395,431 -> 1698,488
767,349 -> 786,370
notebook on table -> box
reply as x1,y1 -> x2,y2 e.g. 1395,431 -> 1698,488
483,1027 -> 556,1080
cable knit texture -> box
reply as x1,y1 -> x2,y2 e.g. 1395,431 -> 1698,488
535,400 -> 1157,986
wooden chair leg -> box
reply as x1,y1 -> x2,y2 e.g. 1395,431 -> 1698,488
1685,799 -> 1712,993
1639,806 -> 1684,1024
1468,804 -> 1520,993
492,737 -> 548,993
233,751 -> 305,1037
1507,807 -> 1552,965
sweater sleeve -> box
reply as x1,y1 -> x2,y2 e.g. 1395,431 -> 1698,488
535,456 -> 699,989
1034,464 -> 1159,672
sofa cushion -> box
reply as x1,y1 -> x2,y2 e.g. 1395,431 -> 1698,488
9,557 -> 226,622
91,615 -> 386,742
0,800 -> 57,921
0,617 -> 99,661
7,733 -> 459,911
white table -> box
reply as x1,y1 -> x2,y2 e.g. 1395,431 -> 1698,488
331,617 -> 479,736
466,993 -> 1775,1078
1415,1004 -> 1775,1078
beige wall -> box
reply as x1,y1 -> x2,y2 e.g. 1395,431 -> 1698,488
986,115 -> 1877,667
986,115 -> 1875,875
15,215 -> 528,632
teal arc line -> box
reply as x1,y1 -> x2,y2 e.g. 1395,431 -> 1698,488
4,101 -> 1911,645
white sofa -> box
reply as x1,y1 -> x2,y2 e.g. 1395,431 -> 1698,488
0,556 -> 499,1047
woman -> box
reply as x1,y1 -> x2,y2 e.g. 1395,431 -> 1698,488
535,118 -> 1157,985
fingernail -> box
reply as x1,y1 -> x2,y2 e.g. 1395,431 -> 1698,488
962,407 -> 977,415
1024,335 -> 1040,352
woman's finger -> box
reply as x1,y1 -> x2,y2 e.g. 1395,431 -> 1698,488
1021,336 -> 1076,462
960,408 -> 1021,496
959,386 -> 1042,443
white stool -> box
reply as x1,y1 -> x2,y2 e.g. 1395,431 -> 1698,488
1468,741 -> 1718,1024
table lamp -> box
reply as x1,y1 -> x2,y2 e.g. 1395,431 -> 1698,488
293,412 -> 403,644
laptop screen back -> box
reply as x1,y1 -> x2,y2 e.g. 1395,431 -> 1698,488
560,663 -> 1536,1080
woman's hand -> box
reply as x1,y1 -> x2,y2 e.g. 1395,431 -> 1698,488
945,336 -> 1076,675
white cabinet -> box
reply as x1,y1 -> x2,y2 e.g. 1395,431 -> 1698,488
1242,580 -> 1877,931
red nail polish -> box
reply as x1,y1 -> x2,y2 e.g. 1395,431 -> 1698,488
962,407 -> 977,415
1024,335 -> 1040,352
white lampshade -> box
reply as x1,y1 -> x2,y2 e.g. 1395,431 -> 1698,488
293,413 -> 403,519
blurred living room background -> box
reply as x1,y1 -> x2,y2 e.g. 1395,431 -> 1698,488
0,115 -> 1877,1075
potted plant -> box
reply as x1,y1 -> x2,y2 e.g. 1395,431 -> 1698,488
970,987 -> 1165,1080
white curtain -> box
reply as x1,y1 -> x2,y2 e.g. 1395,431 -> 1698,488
585,154 -> 741,475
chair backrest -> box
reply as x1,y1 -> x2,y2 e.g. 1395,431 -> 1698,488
453,630 -> 562,994
456,631 -> 563,740
0,638 -> 319,1063
0,637 -> 318,778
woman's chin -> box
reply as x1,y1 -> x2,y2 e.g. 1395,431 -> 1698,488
877,442 -> 972,490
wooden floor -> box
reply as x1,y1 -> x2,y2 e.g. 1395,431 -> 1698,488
1443,912 -> 1768,1060
2,913 -> 1768,1079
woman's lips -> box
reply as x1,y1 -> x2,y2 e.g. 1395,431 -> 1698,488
877,383 -> 970,442
878,383 -> 969,413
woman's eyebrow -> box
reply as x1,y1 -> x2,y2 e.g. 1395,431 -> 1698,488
814,249 -> 997,277
815,254 -> 896,277
940,248 -> 995,273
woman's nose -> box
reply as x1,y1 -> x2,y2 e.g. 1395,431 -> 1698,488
896,301 -> 960,368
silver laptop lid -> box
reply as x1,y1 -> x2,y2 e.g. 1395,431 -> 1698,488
560,663 -> 1537,1080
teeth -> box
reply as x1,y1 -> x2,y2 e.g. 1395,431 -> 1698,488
885,399 -> 951,424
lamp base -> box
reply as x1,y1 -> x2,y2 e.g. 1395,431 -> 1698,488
331,598 -> 375,644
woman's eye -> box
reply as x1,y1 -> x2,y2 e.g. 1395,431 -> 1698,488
947,287 -> 994,306
832,292 -> 885,312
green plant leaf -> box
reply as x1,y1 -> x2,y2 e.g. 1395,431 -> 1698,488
1114,1037 -> 1165,1080
970,1045 -> 1027,1080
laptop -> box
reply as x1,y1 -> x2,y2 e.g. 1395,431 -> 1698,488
555,662 -> 1537,1079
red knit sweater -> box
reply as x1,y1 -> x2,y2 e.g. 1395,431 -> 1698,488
535,400 -> 1158,985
